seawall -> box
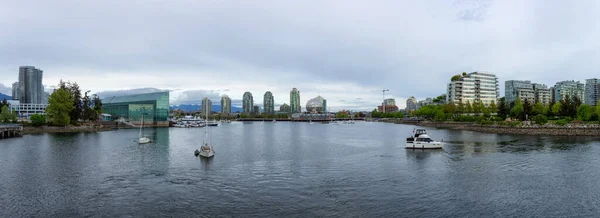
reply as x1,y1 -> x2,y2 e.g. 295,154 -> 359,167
395,120 -> 600,136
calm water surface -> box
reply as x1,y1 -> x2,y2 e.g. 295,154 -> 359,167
2,122 -> 600,217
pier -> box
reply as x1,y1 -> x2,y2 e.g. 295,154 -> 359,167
0,125 -> 23,139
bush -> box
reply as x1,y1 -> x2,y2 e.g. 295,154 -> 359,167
532,114 -> 548,125
30,114 -> 46,126
555,120 -> 568,126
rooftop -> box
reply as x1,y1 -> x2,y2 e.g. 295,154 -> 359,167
102,91 -> 169,104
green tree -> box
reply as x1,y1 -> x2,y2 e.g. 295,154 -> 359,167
457,102 -> 465,114
30,114 -> 46,126
0,105 -> 17,123
0,98 -> 8,108
462,72 -> 467,76
336,112 -> 349,118
510,98 -> 524,119
523,99 -> 532,119
465,101 -> 473,114
532,102 -> 544,116
489,100 -> 497,114
597,100 -> 600,124
46,88 -> 75,126
577,104 -> 594,121
82,92 -> 94,121
434,110 -> 446,121
451,75 -> 461,81
552,102 -> 562,116
533,114 -> 548,125
443,103 -> 456,115
92,94 -> 102,121
498,97 -> 508,118
68,82 -> 83,124
472,101 -> 481,114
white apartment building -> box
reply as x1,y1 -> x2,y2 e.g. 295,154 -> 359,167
447,71 -> 499,106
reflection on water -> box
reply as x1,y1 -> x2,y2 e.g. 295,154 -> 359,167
3,122 -> 600,217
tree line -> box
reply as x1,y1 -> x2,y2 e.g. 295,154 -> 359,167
42,81 -> 103,126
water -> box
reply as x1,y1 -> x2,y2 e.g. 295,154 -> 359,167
2,122 -> 600,217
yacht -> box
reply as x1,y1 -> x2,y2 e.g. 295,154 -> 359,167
406,129 -> 443,149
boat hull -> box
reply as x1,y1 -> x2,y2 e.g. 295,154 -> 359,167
199,150 -> 214,158
139,137 -> 151,144
405,142 -> 443,149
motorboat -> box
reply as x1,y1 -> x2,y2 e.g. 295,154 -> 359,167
406,129 -> 443,149
272,119 -> 276,123
206,121 -> 219,126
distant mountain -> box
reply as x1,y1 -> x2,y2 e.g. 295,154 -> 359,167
0,93 -> 12,101
170,104 -> 242,113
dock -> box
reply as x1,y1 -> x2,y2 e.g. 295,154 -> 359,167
0,124 -> 23,139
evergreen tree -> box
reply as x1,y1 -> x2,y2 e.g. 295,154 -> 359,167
92,94 -> 103,121
68,82 -> 83,124
46,88 -> 75,126
498,98 -> 508,118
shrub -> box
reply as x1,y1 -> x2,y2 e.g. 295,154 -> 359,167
532,114 -> 548,125
30,114 -> 46,126
555,120 -> 568,126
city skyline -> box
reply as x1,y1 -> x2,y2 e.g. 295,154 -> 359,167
1,1 -> 598,110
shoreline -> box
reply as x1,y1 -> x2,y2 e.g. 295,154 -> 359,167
22,125 -> 115,135
402,121 -> 600,136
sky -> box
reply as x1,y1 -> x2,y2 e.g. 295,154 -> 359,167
0,0 -> 599,111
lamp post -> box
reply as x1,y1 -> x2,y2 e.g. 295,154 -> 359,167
382,89 -> 389,113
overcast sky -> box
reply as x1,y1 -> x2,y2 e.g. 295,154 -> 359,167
0,0 -> 598,110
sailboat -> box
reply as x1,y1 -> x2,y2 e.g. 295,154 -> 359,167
195,108 -> 215,158
138,111 -> 151,144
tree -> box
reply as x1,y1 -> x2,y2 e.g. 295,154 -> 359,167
532,102 -> 544,116
489,100 -> 497,114
46,88 -> 75,126
465,101 -> 473,114
462,72 -> 467,76
0,105 -> 17,123
510,98 -> 524,119
472,101 -> 481,114
498,98 -> 508,118
434,110 -> 446,121
336,112 -> 349,118
68,82 -> 83,124
523,99 -> 532,119
597,100 -> 600,124
552,102 -> 562,116
533,114 -> 548,125
443,103 -> 456,115
457,102 -> 465,114
451,75 -> 461,81
82,92 -> 93,121
30,114 -> 46,126
92,94 -> 103,121
0,98 -> 8,108
577,104 -> 594,121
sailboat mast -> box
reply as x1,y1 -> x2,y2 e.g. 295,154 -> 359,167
140,109 -> 144,137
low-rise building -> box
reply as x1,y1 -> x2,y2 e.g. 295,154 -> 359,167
102,91 -> 170,127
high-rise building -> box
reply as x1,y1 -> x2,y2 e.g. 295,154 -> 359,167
585,78 -> 600,105
279,103 -> 291,113
533,83 -> 551,105
243,92 -> 254,114
290,88 -> 301,113
447,71 -> 499,106
263,91 -> 274,114
11,82 -> 19,100
220,95 -> 232,114
378,98 -> 399,113
253,106 -> 261,115
406,96 -> 417,111
18,66 -> 44,104
505,80 -> 533,104
553,80 -> 585,103
202,97 -> 212,114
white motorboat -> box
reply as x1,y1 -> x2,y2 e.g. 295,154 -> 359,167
138,112 -> 151,144
406,129 -> 443,149
272,119 -> 276,123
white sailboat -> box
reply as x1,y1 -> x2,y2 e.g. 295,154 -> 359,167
195,108 -> 215,158
138,112 -> 151,144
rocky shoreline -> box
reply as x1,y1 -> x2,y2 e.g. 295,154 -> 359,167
395,121 -> 600,136
22,125 -> 115,135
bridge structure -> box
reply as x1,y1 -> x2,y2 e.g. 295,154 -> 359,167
0,124 -> 23,139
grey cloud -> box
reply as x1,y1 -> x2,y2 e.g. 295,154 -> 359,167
0,83 -> 11,94
1,0 -> 599,109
